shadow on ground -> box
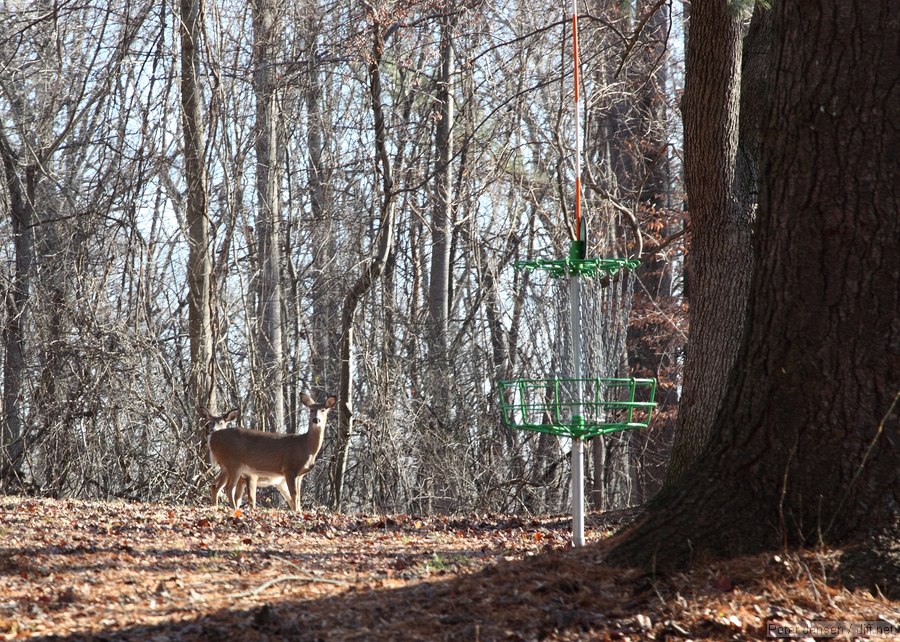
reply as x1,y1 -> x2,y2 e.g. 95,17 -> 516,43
34,543 -> 667,642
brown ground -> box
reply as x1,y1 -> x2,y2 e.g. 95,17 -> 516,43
0,496 -> 896,641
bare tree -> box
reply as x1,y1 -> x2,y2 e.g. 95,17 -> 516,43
331,4 -> 403,510
252,0 -> 285,433
0,2 -> 153,486
427,3 -> 456,382
179,0 -> 216,416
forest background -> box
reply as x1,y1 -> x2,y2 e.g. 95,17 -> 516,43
2,1 -> 899,637
0,0 -> 685,515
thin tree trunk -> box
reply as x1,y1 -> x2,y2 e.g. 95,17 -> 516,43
331,14 -> 397,510
252,0 -> 284,433
179,0 -> 215,415
427,6 -> 455,376
306,28 -> 341,398
422,5 -> 457,511
0,133 -> 34,479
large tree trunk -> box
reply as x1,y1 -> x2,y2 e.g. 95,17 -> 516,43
179,0 -> 216,414
607,0 -> 900,590
664,0 -> 753,484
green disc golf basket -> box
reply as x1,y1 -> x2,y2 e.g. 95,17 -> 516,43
499,0 -> 657,546
497,247 -> 658,547
499,375 -> 657,439
498,249 -> 658,439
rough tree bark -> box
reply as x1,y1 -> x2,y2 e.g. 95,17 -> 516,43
607,0 -> 900,594
664,0 -> 753,485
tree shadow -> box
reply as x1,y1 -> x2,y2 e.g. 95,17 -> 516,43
28,543 -> 653,642
836,516 -> 900,601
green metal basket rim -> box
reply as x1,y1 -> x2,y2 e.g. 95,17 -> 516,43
513,256 -> 640,278
498,376 -> 658,437
503,421 -> 652,438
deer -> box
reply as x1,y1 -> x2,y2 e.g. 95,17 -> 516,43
201,393 -> 337,512
200,408 -> 289,509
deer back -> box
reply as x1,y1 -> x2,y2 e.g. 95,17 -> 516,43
208,428 -> 317,476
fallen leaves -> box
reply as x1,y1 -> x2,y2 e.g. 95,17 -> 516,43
0,496 -> 896,641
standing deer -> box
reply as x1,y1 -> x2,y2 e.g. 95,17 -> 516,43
201,393 -> 337,511
200,408 -> 287,508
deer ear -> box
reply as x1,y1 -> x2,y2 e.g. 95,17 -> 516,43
325,395 -> 337,409
225,409 -> 239,422
199,407 -> 212,420
300,393 -> 313,408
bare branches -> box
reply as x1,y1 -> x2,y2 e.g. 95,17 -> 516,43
0,0 -> 684,514
613,0 -> 669,79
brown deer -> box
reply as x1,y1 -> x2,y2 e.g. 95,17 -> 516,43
201,393 -> 337,511
200,408 -> 288,509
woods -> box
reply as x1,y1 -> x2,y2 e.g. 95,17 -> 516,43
1,0 -> 898,601
0,0 -> 682,513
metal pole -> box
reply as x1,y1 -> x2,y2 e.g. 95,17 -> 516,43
569,273 -> 585,547
569,0 -> 586,548
572,437 -> 585,546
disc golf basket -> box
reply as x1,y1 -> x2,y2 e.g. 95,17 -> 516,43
499,375 -> 657,439
497,0 -> 657,547
497,248 -> 657,547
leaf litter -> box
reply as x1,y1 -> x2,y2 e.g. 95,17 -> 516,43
0,496 -> 896,641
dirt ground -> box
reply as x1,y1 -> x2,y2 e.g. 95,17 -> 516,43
0,496 -> 896,641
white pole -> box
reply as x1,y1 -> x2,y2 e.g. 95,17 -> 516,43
569,0 -> 586,549
570,274 -> 585,547
571,437 -> 585,546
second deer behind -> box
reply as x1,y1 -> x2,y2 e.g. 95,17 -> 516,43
203,393 -> 337,512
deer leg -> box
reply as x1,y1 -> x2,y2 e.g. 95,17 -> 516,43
274,478 -> 292,509
235,476 -> 248,508
286,471 -> 301,513
224,470 -> 244,509
246,475 -> 258,509
212,469 -> 228,507
295,473 -> 305,512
